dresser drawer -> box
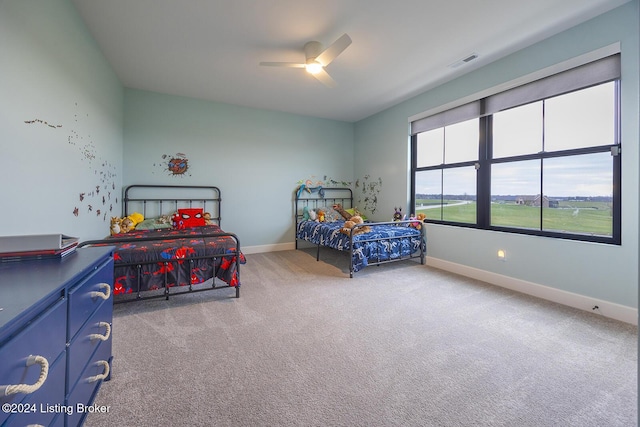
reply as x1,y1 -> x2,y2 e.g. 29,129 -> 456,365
2,351 -> 66,427
0,298 -> 66,422
66,339 -> 112,427
68,258 -> 113,340
67,298 -> 113,389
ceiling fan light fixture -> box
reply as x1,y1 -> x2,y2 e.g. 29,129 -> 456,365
305,61 -> 323,74
260,33 -> 351,87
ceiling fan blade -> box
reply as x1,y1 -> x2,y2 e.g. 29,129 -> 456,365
312,68 -> 337,88
259,62 -> 306,68
315,33 -> 352,67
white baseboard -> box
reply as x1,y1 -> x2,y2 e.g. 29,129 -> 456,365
242,242 -> 295,255
426,256 -> 638,326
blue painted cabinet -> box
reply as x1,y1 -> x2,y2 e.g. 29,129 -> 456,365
0,246 -> 114,427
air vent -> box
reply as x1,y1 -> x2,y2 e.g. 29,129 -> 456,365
449,53 -> 479,69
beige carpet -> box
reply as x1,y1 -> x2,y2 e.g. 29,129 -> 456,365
84,248 -> 637,427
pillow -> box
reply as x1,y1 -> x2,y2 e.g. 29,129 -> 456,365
173,208 -> 205,229
135,218 -> 172,230
322,206 -> 343,223
346,208 -> 367,221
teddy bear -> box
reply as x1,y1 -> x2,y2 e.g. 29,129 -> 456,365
204,212 -> 213,225
340,215 -> 371,236
110,212 -> 144,235
120,217 -> 136,233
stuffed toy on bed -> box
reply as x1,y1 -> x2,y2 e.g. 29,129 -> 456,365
110,217 -> 122,235
340,215 -> 371,236
333,204 -> 352,220
204,212 -> 214,225
409,212 -> 426,230
110,212 -> 144,235
393,207 -> 405,221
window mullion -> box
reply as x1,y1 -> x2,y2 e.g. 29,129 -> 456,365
477,115 -> 491,228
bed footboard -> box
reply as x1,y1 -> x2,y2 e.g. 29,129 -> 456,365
78,231 -> 243,303
346,220 -> 426,278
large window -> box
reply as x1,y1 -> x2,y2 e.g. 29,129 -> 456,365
411,54 -> 621,244
415,118 -> 478,224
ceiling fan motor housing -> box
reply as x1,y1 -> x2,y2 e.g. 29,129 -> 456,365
304,41 -> 324,63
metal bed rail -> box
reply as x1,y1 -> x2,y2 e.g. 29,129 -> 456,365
346,220 -> 426,278
123,184 -> 222,225
294,187 -> 353,250
78,232 -> 241,302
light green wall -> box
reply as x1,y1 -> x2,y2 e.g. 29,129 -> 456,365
123,89 -> 354,248
0,0 -> 124,240
354,1 -> 639,308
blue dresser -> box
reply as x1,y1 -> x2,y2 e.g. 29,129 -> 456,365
0,246 -> 114,427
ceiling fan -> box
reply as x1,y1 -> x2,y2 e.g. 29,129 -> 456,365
259,33 -> 352,88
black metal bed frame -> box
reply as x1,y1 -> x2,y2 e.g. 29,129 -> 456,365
122,184 -> 222,223
295,187 -> 425,277
79,184 -> 241,303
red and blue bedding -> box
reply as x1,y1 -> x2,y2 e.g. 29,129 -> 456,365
104,224 -> 244,295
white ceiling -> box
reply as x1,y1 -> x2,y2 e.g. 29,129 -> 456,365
71,0 -> 629,122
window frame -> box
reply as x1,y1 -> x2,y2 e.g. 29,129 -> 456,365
410,56 -> 622,245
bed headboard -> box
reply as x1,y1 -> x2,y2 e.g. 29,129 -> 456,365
123,185 -> 222,225
294,187 -> 353,223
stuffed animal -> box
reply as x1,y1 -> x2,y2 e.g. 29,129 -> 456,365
157,214 -> 173,224
317,209 -> 326,222
308,208 -> 317,221
393,207 -> 405,221
110,217 -> 122,235
332,204 -> 353,220
120,217 -> 136,233
409,213 -> 426,230
204,212 -> 213,225
302,206 -> 312,221
118,212 -> 144,233
110,212 -> 144,235
340,215 -> 371,236
128,212 -> 144,225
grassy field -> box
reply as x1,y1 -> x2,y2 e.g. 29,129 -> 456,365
415,199 -> 612,236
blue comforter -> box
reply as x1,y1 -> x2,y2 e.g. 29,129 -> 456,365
296,220 -> 424,272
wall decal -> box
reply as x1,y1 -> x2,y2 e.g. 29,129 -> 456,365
296,174 -> 381,214
296,175 -> 352,189
24,102 -> 119,222
355,174 -> 382,214
24,119 -> 62,129
154,152 -> 191,177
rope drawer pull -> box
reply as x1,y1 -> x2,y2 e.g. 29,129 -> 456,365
90,283 -> 111,300
86,360 -> 110,384
0,355 -> 49,396
88,322 -> 111,342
